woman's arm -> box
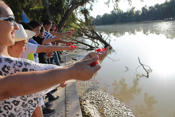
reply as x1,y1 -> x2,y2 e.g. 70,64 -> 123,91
36,45 -> 75,53
50,31 -> 73,37
0,56 -> 100,100
42,37 -> 68,45
42,37 -> 62,45
43,31 -> 74,45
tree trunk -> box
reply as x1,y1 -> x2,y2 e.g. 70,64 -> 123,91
57,0 -> 90,31
57,5 -> 77,31
44,0 -> 51,18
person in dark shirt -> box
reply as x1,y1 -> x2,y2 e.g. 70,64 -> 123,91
33,27 -> 48,63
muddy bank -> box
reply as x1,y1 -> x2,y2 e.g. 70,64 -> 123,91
79,89 -> 135,117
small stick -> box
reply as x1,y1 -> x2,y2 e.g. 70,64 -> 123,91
138,57 -> 152,78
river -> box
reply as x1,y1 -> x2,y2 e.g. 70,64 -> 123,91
92,21 -> 175,117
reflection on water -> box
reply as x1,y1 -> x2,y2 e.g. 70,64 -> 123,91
94,21 -> 175,117
100,77 -> 158,117
96,21 -> 175,39
111,78 -> 157,117
112,78 -> 141,103
135,93 -> 157,117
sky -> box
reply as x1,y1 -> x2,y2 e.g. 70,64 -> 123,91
90,0 -> 168,17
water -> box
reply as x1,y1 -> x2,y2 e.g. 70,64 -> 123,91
94,21 -> 175,117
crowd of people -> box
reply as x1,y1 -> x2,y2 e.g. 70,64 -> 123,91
0,0 -> 109,117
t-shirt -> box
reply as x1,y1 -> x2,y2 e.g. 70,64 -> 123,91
29,38 -> 38,45
43,31 -> 55,46
33,36 -> 44,45
43,31 -> 61,65
33,36 -> 47,63
28,39 -> 39,62
27,53 -> 35,61
21,42 -> 38,60
44,31 -> 54,39
0,55 -> 60,117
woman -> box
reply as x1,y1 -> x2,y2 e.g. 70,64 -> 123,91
0,0 -> 101,116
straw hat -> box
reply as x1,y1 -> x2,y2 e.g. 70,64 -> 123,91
14,24 -> 36,42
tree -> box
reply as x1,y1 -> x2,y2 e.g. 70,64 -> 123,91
93,0 -> 175,25
56,0 -> 94,31
4,0 -> 113,48
4,0 -> 43,21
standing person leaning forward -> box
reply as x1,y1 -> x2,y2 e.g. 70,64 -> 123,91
7,24 -> 109,117
0,0 -> 102,117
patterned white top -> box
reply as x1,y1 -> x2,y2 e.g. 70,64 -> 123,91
0,56 -> 60,117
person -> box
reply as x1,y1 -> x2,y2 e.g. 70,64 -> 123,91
8,40 -> 27,58
19,22 -> 72,101
24,22 -> 60,116
50,22 -> 57,33
8,34 -> 67,116
19,22 -> 75,63
42,20 -> 72,45
7,27 -> 109,117
50,21 -> 74,38
0,0 -> 101,116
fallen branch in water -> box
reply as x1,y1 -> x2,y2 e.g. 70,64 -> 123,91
137,57 -> 152,78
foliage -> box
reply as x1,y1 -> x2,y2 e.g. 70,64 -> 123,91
2,0 -> 116,47
3,0 -> 44,21
3,0 -> 91,27
93,0 -> 175,25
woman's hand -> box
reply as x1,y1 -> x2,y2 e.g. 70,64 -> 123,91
69,56 -> 101,81
98,46 -> 110,61
83,46 -> 110,61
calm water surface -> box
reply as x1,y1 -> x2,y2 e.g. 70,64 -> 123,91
95,21 -> 175,117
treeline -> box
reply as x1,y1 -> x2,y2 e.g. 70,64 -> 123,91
93,0 -> 175,25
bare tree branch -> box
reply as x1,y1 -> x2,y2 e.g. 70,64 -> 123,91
66,37 -> 95,49
137,57 -> 152,78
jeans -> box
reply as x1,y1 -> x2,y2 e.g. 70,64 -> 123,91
53,52 -> 60,66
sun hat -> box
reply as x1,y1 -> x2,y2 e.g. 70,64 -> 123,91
14,24 -> 36,42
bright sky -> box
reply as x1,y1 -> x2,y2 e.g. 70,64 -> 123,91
91,0 -> 168,17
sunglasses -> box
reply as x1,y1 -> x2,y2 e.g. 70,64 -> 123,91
0,16 -> 16,26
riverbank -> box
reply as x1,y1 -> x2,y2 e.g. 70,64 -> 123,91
76,78 -> 135,117
60,49 -> 135,117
